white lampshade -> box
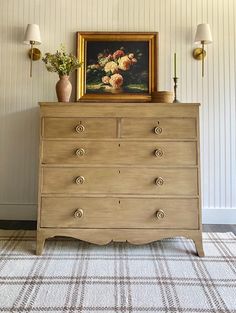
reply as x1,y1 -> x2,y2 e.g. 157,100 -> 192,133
23,24 -> 41,45
194,23 -> 212,44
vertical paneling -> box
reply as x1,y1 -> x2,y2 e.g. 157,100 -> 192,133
0,0 -> 235,221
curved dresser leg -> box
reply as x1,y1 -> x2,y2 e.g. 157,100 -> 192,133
193,233 -> 204,257
36,231 -> 46,256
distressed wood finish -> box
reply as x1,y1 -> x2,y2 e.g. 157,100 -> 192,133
43,140 -> 197,166
41,197 -> 199,229
43,117 -> 117,138
37,102 -> 204,256
121,118 -> 197,139
42,167 -> 198,195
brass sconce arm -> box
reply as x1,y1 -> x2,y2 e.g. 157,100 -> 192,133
29,40 -> 41,77
193,41 -> 206,77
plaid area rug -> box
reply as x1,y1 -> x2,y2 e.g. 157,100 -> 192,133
0,231 -> 235,313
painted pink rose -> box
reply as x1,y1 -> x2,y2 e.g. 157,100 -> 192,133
118,55 -> 132,71
102,76 -> 110,84
113,49 -> 125,59
131,58 -> 137,63
109,73 -> 123,89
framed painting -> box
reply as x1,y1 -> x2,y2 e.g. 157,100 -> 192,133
76,32 -> 158,102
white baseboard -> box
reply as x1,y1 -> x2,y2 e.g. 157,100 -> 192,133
0,204 -> 236,224
0,204 -> 37,220
202,207 -> 236,224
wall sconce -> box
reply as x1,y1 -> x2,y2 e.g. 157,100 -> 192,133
23,24 -> 42,77
193,23 -> 212,77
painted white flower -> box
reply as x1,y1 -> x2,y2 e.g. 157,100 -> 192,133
104,61 -> 118,73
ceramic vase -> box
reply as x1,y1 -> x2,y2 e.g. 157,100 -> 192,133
56,75 -> 72,102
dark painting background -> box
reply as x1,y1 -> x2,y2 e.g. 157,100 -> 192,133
86,41 -> 149,94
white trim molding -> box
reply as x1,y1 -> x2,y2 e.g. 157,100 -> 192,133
202,208 -> 236,224
0,204 -> 37,220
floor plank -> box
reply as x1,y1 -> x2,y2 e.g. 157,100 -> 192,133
0,220 -> 36,230
203,224 -> 236,234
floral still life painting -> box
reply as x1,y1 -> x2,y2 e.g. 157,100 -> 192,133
77,33 -> 158,102
86,41 -> 148,94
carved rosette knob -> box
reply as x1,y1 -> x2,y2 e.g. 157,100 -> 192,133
155,177 -> 164,186
154,126 -> 163,135
75,148 -> 85,157
156,209 -> 165,219
154,149 -> 163,157
74,209 -> 84,218
75,124 -> 85,133
75,176 -> 85,185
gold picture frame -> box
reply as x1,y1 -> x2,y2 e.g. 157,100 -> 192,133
76,32 -> 158,102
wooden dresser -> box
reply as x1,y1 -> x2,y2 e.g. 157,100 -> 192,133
37,102 -> 204,256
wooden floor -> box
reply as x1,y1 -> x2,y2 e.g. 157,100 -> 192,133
203,224 -> 236,234
0,221 -> 235,234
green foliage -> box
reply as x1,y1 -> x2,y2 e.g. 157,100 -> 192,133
42,44 -> 82,76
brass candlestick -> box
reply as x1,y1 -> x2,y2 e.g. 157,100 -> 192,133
173,77 -> 180,103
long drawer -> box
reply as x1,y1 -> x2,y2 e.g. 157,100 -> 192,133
42,167 -> 198,195
43,117 -> 117,138
121,118 -> 197,139
42,141 -> 197,165
41,197 -> 199,229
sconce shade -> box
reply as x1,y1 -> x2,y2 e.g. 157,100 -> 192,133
23,24 -> 41,45
194,23 -> 212,44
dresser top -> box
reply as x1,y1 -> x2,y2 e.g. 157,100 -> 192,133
39,102 -> 200,107
39,102 -> 200,118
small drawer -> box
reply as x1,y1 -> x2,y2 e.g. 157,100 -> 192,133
41,197 -> 199,229
121,118 -> 197,139
43,117 -> 117,138
42,167 -> 198,196
42,140 -> 197,166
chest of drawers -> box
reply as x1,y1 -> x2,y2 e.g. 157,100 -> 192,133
37,102 -> 204,256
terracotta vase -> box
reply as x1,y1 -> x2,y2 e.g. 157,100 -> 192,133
56,75 -> 72,102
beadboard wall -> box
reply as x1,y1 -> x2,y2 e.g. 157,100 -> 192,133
0,0 -> 235,223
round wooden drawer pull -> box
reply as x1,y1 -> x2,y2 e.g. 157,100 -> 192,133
154,126 -> 163,134
74,209 -> 84,218
75,124 -> 85,133
155,177 -> 164,186
75,176 -> 85,184
156,209 -> 165,219
154,149 -> 163,157
75,148 -> 85,157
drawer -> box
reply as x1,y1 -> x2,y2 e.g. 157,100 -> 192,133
43,141 -> 197,165
42,167 -> 198,195
41,197 -> 199,229
121,118 -> 196,139
43,117 -> 117,138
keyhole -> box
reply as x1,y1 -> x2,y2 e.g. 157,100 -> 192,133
118,170 -> 121,174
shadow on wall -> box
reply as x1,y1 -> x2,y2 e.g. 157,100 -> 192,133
0,107 -> 40,204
